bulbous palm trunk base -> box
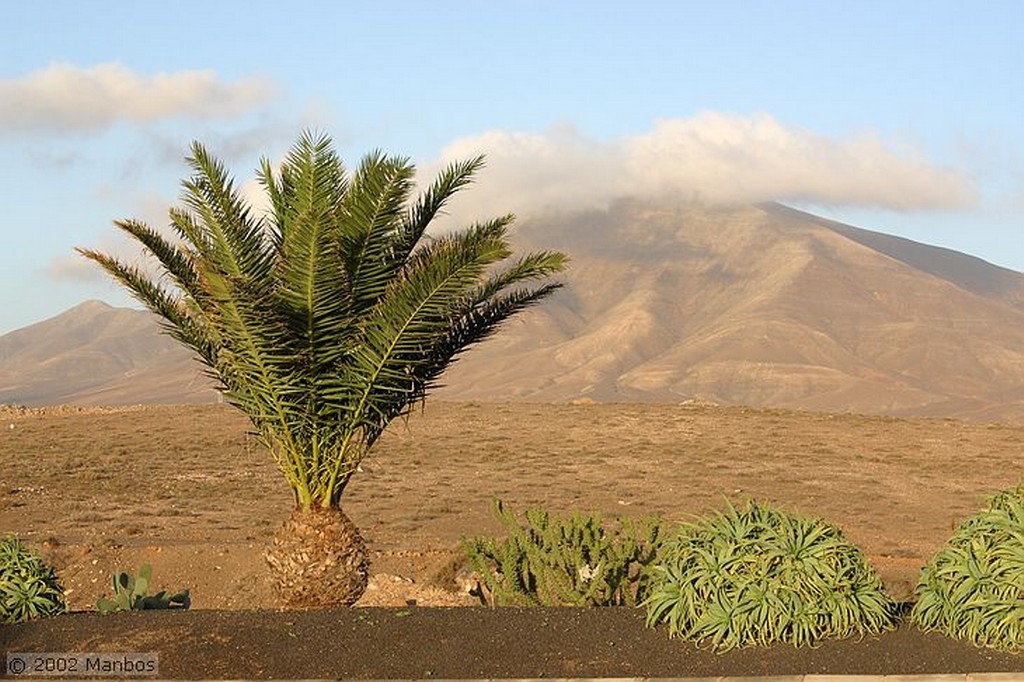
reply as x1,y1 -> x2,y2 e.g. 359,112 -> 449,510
265,506 -> 370,609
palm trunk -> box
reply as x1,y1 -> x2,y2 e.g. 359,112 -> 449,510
264,506 -> 369,608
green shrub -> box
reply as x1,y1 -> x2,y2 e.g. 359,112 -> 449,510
461,500 -> 668,606
96,564 -> 190,614
912,482 -> 1024,651
644,500 -> 898,650
0,536 -> 67,624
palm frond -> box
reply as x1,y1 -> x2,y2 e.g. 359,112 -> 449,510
394,155 -> 485,264
257,157 -> 288,253
181,142 -> 274,283
439,282 -> 564,364
74,248 -> 217,366
338,152 -> 416,312
330,218 -> 516,449
470,249 -> 569,303
110,219 -> 203,303
270,133 -> 354,375
167,207 -> 211,262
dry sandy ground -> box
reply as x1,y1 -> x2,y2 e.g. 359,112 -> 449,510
1,401 -> 1023,611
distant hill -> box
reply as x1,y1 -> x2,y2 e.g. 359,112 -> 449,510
0,300 -> 214,406
3,202 -> 1024,420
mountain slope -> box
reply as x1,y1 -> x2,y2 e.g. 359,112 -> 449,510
766,203 -> 1024,307
2,202 -> 1024,420
436,201 -> 1024,420
0,300 -> 214,405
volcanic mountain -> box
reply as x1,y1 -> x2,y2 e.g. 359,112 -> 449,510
0,300 -> 214,406
3,202 -> 1024,420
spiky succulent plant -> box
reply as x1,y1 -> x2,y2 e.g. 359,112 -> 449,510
644,500 -> 898,650
913,482 -> 1024,651
0,536 -> 67,624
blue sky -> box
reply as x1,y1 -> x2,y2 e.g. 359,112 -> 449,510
2,1 -> 1022,334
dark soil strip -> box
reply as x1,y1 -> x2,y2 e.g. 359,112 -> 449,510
3,607 -> 1022,679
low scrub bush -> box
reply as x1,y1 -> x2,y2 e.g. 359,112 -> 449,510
912,482 -> 1024,651
644,500 -> 898,650
0,536 -> 67,624
96,564 -> 190,614
461,500 -> 668,606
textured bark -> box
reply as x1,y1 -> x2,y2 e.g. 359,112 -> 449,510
264,507 -> 369,608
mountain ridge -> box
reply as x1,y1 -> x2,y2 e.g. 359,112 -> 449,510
3,202 -> 1023,421
764,203 -> 1024,306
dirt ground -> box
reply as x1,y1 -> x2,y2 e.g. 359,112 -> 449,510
6,608 -> 1024,678
2,400 -> 1023,612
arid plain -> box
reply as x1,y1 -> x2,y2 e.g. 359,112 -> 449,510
4,202 -> 1024,670
2,400 -> 1022,611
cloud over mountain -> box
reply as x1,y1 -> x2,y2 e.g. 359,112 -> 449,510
428,112 -> 975,226
59,112 -> 977,285
0,62 -> 277,134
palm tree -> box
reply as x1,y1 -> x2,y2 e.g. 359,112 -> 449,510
78,131 -> 567,608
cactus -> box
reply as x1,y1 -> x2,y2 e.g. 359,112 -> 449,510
96,564 -> 190,614
461,500 -> 667,607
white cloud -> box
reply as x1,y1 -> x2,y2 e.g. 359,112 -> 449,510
434,124 -> 625,217
0,62 -> 277,134
423,112 -> 975,225
626,113 -> 973,209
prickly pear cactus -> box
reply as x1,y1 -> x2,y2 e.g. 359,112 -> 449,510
96,564 -> 190,614
461,500 -> 667,606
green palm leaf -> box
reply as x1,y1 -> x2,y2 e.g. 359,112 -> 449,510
78,130 -> 567,512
